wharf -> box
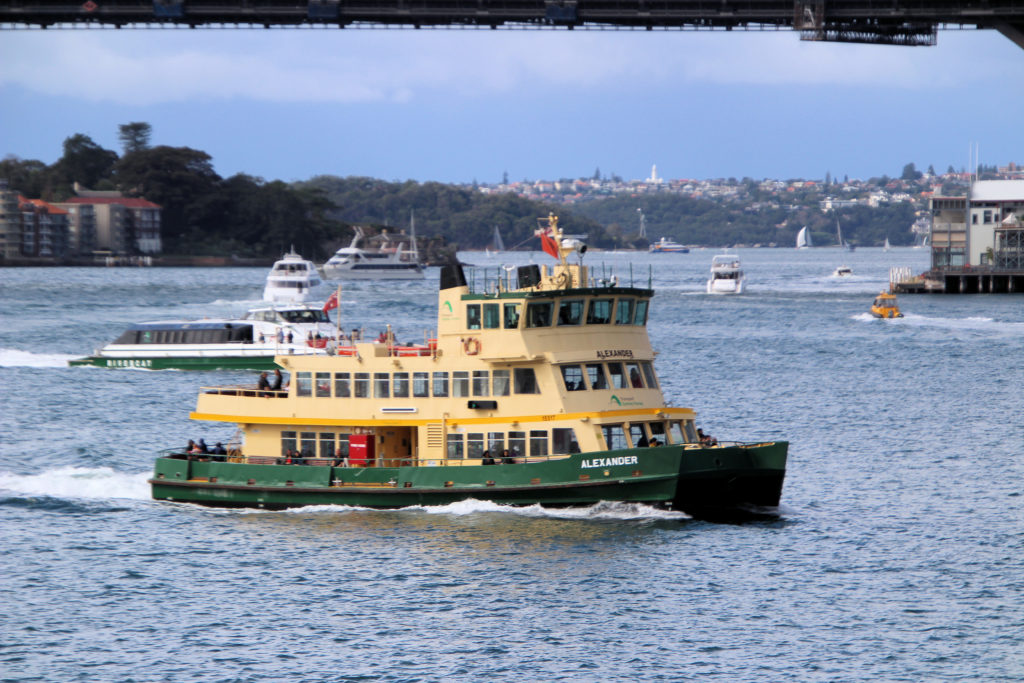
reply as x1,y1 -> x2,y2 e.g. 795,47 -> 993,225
891,266 -> 1024,294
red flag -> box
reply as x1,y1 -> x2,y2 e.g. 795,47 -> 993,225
541,232 -> 560,260
322,290 -> 339,314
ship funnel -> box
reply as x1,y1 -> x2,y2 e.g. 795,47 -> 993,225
440,263 -> 468,290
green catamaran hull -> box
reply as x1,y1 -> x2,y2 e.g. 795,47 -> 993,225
69,355 -> 283,371
150,442 -> 787,519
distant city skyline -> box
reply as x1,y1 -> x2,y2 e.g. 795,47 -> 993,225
1,28 -> 1022,185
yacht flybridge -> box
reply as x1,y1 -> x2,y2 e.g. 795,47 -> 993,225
151,215 -> 788,519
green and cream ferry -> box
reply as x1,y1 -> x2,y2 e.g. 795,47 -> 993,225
151,216 -> 788,519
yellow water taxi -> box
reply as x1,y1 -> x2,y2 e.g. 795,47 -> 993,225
870,291 -> 904,318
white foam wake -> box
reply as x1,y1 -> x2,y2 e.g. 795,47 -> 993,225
282,498 -> 687,520
0,348 -> 80,368
0,467 -> 151,501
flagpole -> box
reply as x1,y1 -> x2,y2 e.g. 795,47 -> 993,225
335,284 -> 341,341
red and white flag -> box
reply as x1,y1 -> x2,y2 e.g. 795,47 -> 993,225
322,290 -> 339,314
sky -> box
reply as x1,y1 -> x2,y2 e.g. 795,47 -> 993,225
1,26 -> 1022,185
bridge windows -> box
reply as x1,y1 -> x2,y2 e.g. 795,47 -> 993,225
513,367 -> 540,394
557,299 -> 585,326
560,364 -> 586,391
483,303 -> 501,329
615,298 -> 635,325
504,303 -> 521,329
606,362 -> 627,389
586,363 -> 608,390
587,298 -> 613,324
526,301 -> 553,328
466,304 -> 482,330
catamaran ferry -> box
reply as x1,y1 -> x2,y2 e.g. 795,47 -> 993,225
151,216 -> 788,519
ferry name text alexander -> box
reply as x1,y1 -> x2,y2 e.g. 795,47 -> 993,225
596,349 -> 634,359
581,455 -> 639,469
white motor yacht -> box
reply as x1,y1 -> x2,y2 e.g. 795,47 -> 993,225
263,249 -> 322,303
706,254 -> 746,294
321,227 -> 424,280
833,265 -> 853,277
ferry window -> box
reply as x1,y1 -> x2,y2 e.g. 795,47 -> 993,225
472,371 -> 489,396
432,372 -> 449,397
586,364 -> 608,390
467,433 -> 485,459
626,363 -> 644,388
466,304 -> 482,330
633,299 -> 649,326
508,431 -> 526,459
483,303 -> 500,329
393,372 -> 410,398
319,432 -> 336,459
452,371 -> 470,397
628,424 -> 648,447
513,368 -> 540,394
488,432 -> 505,454
334,372 -> 351,398
281,431 -> 297,456
530,430 -> 549,457
668,421 -> 685,444
354,372 -> 370,398
337,434 -> 350,459
316,372 -> 331,397
447,433 -> 464,460
640,362 -> 658,389
413,372 -> 430,398
587,298 -> 613,324
557,299 -> 584,326
374,373 -> 390,399
552,428 -> 580,454
300,432 -> 316,457
649,421 -> 667,444
526,301 -> 553,328
684,420 -> 698,444
601,424 -> 628,450
607,363 -> 627,389
504,303 -> 521,329
615,299 -> 635,325
560,364 -> 586,391
492,370 -> 511,396
296,372 -> 313,397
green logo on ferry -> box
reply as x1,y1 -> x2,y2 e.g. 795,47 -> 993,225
610,395 -> 622,406
444,301 -> 453,313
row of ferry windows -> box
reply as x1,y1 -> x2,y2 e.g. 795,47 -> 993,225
295,368 -> 540,398
280,420 -> 697,460
466,297 -> 649,331
560,361 -> 658,392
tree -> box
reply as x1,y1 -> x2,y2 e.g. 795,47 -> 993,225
118,122 -> 152,156
900,163 -> 922,181
51,134 -> 118,195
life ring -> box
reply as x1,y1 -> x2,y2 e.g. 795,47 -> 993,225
463,337 -> 481,355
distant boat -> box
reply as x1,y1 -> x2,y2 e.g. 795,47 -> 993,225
832,265 -> 853,277
706,253 -> 745,294
883,237 -> 891,251
649,237 -> 689,253
263,248 -> 322,303
796,226 -> 812,249
836,217 -> 854,251
492,226 -> 505,252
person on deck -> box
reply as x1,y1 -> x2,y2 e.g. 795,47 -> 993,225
257,372 -> 270,391
270,369 -> 283,391
481,450 -> 496,465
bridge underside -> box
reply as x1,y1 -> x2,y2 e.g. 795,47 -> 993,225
1,1 -> 1022,48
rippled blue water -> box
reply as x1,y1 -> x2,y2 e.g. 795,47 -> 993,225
1,249 -> 1022,682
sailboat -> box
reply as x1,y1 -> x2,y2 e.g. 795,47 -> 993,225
796,226 -> 812,249
883,237 -> 891,251
487,226 -> 505,257
836,217 -> 854,251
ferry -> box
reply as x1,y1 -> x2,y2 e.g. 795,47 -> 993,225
150,216 -> 788,519
870,291 -> 904,319
263,249 -> 322,302
649,237 -> 689,253
69,304 -> 338,370
321,227 -> 424,281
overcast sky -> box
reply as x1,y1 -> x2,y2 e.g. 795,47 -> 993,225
1,27 -> 1022,184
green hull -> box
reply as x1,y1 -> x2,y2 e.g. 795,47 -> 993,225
150,442 -> 787,519
69,355 -> 282,371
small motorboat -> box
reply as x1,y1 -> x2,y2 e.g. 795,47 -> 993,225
833,265 -> 853,277
870,291 -> 904,319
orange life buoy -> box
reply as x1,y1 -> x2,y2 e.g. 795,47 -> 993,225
463,337 -> 481,355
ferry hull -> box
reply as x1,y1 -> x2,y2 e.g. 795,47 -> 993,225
150,442 -> 787,520
69,355 -> 284,371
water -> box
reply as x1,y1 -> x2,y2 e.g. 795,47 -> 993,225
2,249 -> 1022,682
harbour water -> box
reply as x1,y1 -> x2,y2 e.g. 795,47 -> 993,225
1,248 -> 1022,682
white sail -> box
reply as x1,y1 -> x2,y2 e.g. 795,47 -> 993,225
884,237 -> 891,251
492,226 -> 505,252
796,226 -> 812,249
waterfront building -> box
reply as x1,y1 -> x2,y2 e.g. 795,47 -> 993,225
0,185 -> 21,259
931,180 -> 1024,268
53,201 -> 97,255
65,192 -> 162,254
19,198 -> 69,258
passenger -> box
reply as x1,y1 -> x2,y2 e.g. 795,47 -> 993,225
351,328 -> 361,341
257,372 -> 271,391
212,442 -> 227,455
270,369 -> 283,391
630,368 -> 643,388
286,331 -> 293,344
197,438 -> 209,454
186,439 -> 197,454
189,440 -> 203,454
501,449 -> 516,465
648,438 -> 661,447
377,331 -> 387,343
276,329 -> 284,343
481,450 -> 496,466
258,333 -> 265,343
